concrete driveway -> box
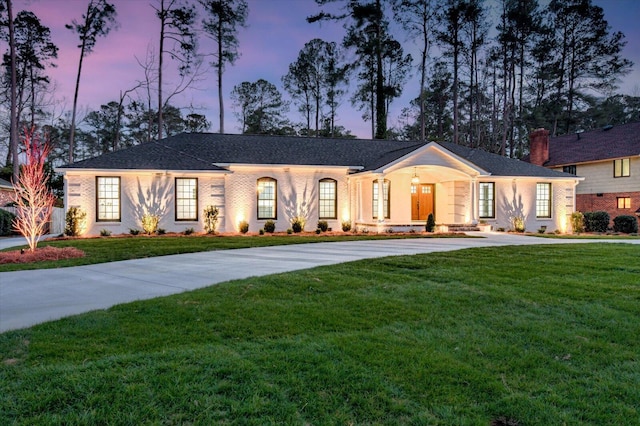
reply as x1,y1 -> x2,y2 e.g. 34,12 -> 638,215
1,233 -> 637,332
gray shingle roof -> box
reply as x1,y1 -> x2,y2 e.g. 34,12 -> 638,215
545,121 -> 640,166
0,177 -> 13,188
440,142 -> 573,178
59,132 -> 573,179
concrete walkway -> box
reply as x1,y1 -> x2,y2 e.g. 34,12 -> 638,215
1,233 -> 637,332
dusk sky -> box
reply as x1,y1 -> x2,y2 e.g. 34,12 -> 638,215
14,0 -> 640,139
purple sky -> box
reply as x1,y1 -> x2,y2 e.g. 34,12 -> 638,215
15,0 -> 640,139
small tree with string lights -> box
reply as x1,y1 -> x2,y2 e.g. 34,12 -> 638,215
12,128 -> 56,252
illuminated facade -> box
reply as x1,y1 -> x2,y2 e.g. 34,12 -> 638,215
57,133 -> 580,235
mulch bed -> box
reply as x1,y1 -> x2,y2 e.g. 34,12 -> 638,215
0,246 -> 85,264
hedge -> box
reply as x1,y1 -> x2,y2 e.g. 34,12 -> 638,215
583,211 -> 610,233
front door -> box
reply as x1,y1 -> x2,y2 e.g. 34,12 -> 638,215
411,184 -> 434,221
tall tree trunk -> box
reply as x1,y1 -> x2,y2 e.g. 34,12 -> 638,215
217,19 -> 224,134
469,38 -> 475,148
29,67 -> 35,128
68,38 -> 86,164
517,43 -> 525,155
7,0 -> 19,181
374,0 -> 386,139
419,29 -> 427,141
452,35 -> 459,145
157,0 -> 165,140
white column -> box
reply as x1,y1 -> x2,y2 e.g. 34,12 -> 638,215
377,176 -> 385,222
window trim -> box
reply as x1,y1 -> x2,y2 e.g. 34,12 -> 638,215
478,182 -> 495,219
536,182 -> 552,218
318,178 -> 337,219
257,177 -> 277,220
96,176 -> 121,222
175,177 -> 199,221
372,179 -> 390,219
614,158 -> 630,178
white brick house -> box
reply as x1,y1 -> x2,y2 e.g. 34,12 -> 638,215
57,133 -> 580,235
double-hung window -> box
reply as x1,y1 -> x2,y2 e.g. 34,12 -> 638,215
614,158 -> 630,177
372,179 -> 390,219
96,176 -> 121,221
478,182 -> 495,219
536,183 -> 552,218
257,177 -> 277,219
176,178 -> 198,221
319,178 -> 337,219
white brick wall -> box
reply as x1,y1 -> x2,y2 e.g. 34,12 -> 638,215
63,166 -> 577,236
65,172 -> 226,236
224,166 -> 350,233
491,178 -> 574,232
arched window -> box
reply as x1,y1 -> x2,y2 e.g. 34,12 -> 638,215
372,179 -> 390,219
257,177 -> 277,219
319,178 -> 337,219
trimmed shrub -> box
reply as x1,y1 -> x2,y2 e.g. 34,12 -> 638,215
341,221 -> 352,232
239,221 -> 249,234
129,228 -> 140,235
99,229 -> 111,237
157,228 -> 166,235
571,211 -> 584,233
259,229 -> 265,235
317,220 -> 328,232
183,227 -> 195,235
613,215 -> 638,234
0,209 -> 16,236
263,220 -> 276,233
291,216 -> 304,233
425,213 -> 435,233
65,207 -> 87,236
583,211 -> 609,233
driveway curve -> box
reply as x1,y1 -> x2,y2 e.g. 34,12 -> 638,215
1,232 -> 637,332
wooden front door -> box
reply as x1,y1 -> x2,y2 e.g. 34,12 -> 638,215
411,184 -> 434,221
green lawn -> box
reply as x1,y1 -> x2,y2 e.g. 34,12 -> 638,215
1,243 -> 638,424
0,233 -> 462,272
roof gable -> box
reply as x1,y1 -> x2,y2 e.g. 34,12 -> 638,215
371,142 -> 487,176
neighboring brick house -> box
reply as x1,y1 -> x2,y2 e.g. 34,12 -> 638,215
57,133 -> 579,236
0,178 -> 14,206
526,122 -> 640,224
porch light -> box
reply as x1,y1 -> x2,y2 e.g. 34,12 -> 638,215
411,168 -> 420,184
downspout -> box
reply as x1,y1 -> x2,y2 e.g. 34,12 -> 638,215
570,179 -> 579,233
357,179 -> 363,224
470,177 -> 478,225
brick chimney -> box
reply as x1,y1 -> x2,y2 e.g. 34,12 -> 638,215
529,128 -> 549,166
